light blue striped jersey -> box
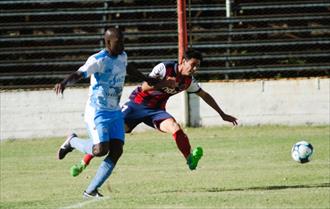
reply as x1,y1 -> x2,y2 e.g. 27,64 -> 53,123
78,49 -> 127,111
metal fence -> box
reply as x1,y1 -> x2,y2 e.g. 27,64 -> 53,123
0,0 -> 329,88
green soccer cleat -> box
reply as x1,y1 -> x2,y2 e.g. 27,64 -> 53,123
187,146 -> 203,170
70,162 -> 87,177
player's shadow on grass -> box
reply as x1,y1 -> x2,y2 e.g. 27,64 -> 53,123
204,182 -> 330,193
161,182 -> 329,193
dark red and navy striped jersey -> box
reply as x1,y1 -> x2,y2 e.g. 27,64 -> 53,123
129,61 -> 201,109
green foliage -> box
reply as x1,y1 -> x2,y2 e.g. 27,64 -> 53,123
1,126 -> 329,209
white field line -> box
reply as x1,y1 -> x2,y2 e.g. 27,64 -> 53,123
59,196 -> 111,209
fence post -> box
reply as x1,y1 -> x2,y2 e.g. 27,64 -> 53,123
177,0 -> 190,127
177,0 -> 188,63
225,0 -> 233,79
101,0 -> 108,48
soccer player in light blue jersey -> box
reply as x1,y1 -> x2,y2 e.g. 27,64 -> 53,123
55,28 -> 127,198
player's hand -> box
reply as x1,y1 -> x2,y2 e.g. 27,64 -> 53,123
54,82 -> 65,95
221,113 -> 238,126
164,77 -> 178,89
145,77 -> 159,86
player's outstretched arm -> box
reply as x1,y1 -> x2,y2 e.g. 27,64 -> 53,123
195,89 -> 238,126
54,71 -> 84,95
126,62 -> 159,86
126,63 -> 177,91
140,76 -> 178,92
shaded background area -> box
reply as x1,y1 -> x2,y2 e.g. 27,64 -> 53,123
0,0 -> 329,88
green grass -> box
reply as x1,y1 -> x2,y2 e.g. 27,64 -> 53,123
1,125 -> 329,209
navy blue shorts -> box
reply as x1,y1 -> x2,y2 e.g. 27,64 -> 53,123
121,101 -> 174,132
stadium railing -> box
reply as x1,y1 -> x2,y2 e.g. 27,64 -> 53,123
0,0 -> 329,87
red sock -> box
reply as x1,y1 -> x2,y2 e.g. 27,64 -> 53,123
173,129 -> 191,159
82,154 -> 93,165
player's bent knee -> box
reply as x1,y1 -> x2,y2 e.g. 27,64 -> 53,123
159,118 -> 181,133
108,139 -> 124,164
92,148 -> 108,157
109,149 -> 123,164
172,122 -> 181,131
92,143 -> 109,157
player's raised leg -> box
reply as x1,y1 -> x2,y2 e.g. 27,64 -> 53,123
57,133 -> 94,160
71,154 -> 94,177
159,118 -> 203,170
58,133 -> 77,160
186,146 -> 203,170
70,112 -> 103,177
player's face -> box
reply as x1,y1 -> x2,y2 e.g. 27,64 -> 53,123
108,36 -> 124,56
182,58 -> 200,76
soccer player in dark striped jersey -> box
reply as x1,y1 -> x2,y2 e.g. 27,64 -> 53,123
71,49 -> 238,176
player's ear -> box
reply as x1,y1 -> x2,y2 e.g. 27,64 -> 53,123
105,40 -> 111,50
181,58 -> 186,64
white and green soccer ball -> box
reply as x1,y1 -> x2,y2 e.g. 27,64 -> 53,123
291,141 -> 314,163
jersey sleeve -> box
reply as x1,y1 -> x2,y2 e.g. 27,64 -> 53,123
77,56 -> 102,78
186,76 -> 201,93
149,63 -> 166,79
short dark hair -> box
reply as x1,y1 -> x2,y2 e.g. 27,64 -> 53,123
106,27 -> 123,39
184,49 -> 203,62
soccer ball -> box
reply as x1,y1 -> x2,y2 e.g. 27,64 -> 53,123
291,141 -> 314,163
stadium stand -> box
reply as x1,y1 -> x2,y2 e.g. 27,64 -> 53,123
0,0 -> 329,87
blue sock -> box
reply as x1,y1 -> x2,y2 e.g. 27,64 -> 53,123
70,137 -> 93,155
85,156 -> 115,193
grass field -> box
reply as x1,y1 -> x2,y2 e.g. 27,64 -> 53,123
1,125 -> 329,209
